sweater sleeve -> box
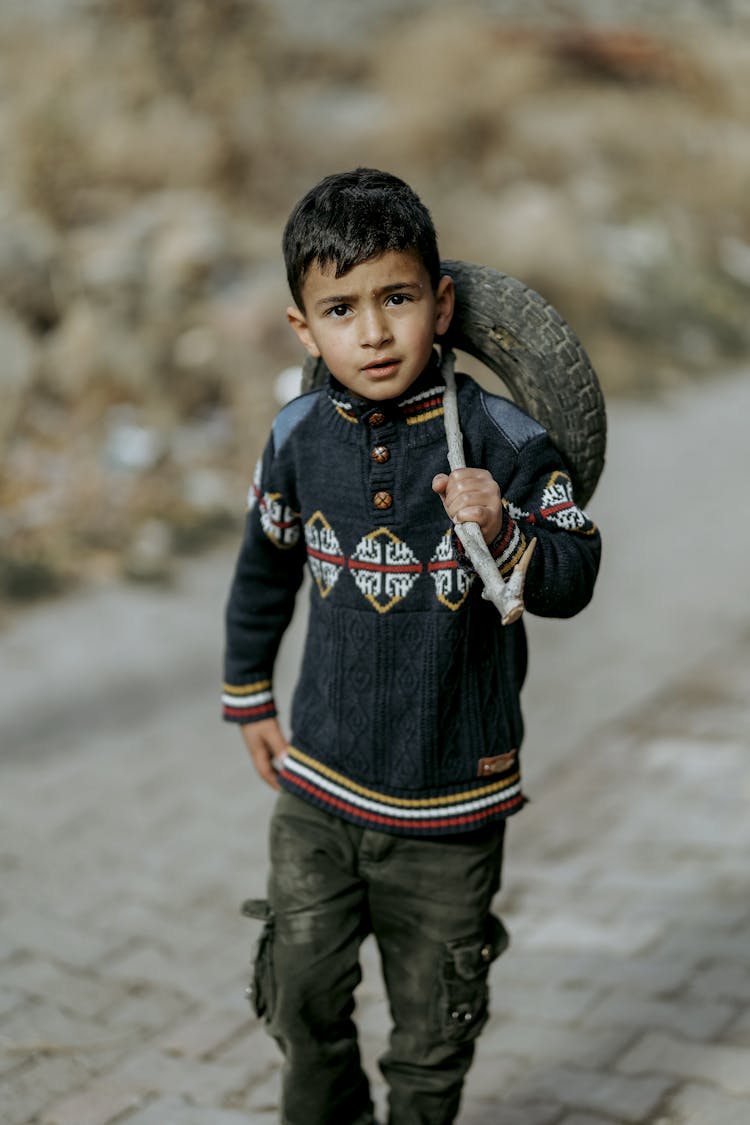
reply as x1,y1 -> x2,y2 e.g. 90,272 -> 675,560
499,432 -> 601,618
222,435 -> 306,724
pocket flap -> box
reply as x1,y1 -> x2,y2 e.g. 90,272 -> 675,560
240,897 -> 271,921
448,913 -> 509,979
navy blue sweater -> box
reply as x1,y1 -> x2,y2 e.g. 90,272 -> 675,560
223,361 -> 601,835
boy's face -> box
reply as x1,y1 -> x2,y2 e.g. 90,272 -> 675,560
287,249 -> 454,402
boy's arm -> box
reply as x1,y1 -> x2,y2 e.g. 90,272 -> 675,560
495,432 -> 601,618
223,438 -> 306,780
440,415 -> 601,618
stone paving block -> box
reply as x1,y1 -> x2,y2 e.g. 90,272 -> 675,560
664,1081 -> 750,1125
558,1116 -> 620,1125
0,1055 -> 95,1125
156,1008 -> 254,1060
583,992 -> 735,1040
458,1053 -> 529,1103
104,1045 -> 257,1107
118,1094 -> 252,1124
618,1031 -> 750,1096
0,909 -> 109,968
512,912 -> 664,957
40,1076 -> 146,1125
201,1021 -> 279,1071
491,978 -> 601,1025
459,1097 -> 561,1125
102,944 -> 203,995
479,1018 -> 632,1070
0,998 -> 107,1062
244,1066 -> 282,1115
722,1004 -> 750,1045
9,956 -> 128,1019
686,961 -> 750,1002
651,928 -> 750,967
100,981 -> 193,1037
506,1066 -> 673,1122
355,991 -> 390,1040
103,940 -> 246,1007
504,951 -> 695,996
0,985 -> 24,1019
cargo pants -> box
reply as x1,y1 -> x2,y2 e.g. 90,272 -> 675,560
244,791 -> 508,1125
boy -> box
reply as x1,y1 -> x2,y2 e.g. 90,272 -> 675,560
223,168 -> 601,1125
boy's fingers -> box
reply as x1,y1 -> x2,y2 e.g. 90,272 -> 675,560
241,719 -> 287,790
251,741 -> 281,790
432,473 -> 449,495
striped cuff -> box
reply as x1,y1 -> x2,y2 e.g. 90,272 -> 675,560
222,679 -> 276,724
489,512 -> 528,579
454,510 -> 528,579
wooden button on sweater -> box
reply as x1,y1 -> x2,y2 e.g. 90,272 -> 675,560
373,491 -> 393,510
368,412 -> 386,426
371,445 -> 390,464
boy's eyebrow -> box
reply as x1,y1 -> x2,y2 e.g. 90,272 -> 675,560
314,281 -> 423,309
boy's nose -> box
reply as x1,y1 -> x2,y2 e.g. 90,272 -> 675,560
359,306 -> 392,347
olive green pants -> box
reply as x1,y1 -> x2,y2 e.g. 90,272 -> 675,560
246,791 -> 508,1125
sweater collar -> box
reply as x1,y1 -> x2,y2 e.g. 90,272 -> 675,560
325,350 -> 445,428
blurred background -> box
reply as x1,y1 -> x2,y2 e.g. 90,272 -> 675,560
1,0 -> 749,609
3,6 -> 750,1122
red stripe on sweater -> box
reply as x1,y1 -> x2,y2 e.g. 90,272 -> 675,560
280,772 -> 523,830
223,702 -> 275,719
307,547 -> 346,566
348,559 -> 423,574
403,395 -> 443,414
540,502 -> 575,518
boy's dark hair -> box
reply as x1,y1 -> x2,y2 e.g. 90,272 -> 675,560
283,167 -> 441,310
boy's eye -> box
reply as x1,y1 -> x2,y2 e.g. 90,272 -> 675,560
326,304 -> 350,318
386,293 -> 411,307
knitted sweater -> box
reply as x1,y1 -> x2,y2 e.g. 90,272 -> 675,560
223,358 -> 601,836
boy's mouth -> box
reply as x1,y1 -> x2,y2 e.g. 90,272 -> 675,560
363,358 -> 400,376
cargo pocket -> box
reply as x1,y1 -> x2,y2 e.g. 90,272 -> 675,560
241,898 -> 276,1023
435,913 -> 509,1042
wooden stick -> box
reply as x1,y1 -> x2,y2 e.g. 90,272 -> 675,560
441,349 -> 536,625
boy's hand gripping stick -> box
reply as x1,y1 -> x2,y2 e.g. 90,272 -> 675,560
441,349 -> 536,626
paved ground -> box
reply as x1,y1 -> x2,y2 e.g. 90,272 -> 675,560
2,370 -> 750,1124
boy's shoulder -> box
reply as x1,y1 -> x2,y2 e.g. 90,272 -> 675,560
457,371 -> 546,453
271,385 -> 325,453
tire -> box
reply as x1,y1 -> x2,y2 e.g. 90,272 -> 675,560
301,258 -> 607,506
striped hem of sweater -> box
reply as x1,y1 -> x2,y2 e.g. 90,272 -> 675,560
222,679 -> 276,722
276,745 -> 526,836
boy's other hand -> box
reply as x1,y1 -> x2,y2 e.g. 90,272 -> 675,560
240,719 -> 288,790
432,469 -> 504,545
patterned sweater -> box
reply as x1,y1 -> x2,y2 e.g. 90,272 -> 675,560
223,358 -> 601,836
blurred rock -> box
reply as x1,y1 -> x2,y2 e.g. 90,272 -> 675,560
146,193 -> 232,305
718,235 -> 750,288
0,208 -> 62,330
275,366 -> 303,406
104,406 -> 166,473
122,517 -> 174,583
88,98 -> 223,191
488,181 -> 584,283
0,305 -> 37,444
43,300 -> 157,399
182,467 -> 233,516
173,325 -> 218,371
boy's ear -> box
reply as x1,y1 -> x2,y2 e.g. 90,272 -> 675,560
286,305 -> 321,358
434,275 -> 455,337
